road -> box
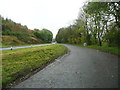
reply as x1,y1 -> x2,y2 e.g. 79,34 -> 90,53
0,43 -> 55,50
13,44 -> 118,88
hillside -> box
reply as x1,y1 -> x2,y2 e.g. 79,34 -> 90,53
1,17 -> 53,47
2,35 -> 44,47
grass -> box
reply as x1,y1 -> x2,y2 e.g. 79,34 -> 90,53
2,35 -> 25,47
1,43 -> 51,48
1,35 -> 45,48
86,45 -> 120,56
65,43 -> 120,56
2,44 -> 68,87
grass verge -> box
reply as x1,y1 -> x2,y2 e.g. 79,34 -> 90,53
1,43 -> 50,48
2,44 -> 68,88
64,43 -> 120,56
86,45 -> 120,56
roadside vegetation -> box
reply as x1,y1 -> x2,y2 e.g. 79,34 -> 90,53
56,2 -> 119,55
86,45 -> 120,56
1,16 -> 53,46
1,42 -> 50,48
65,43 -> 120,56
2,44 -> 68,87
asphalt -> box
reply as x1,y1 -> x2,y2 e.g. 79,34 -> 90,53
12,44 -> 118,88
0,43 -> 55,50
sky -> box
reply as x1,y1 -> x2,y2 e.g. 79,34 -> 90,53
0,0 -> 87,38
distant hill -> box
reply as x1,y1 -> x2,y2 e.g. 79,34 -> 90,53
1,16 -> 53,46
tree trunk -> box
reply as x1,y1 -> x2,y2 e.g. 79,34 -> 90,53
98,36 -> 102,46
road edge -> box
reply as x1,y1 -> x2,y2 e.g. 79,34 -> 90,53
4,45 -> 70,89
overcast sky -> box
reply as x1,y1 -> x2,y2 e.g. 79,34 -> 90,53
0,0 -> 87,38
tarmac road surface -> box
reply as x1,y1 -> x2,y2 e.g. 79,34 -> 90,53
13,44 -> 118,88
0,43 -> 55,50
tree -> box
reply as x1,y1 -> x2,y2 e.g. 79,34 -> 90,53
34,28 -> 53,42
56,1 -> 119,48
2,17 -> 50,45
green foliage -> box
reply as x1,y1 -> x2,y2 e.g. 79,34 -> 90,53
56,2 -> 119,48
34,29 -> 53,42
105,26 -> 120,47
2,17 -> 53,45
2,44 -> 68,87
86,45 -> 120,56
56,23 -> 85,44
